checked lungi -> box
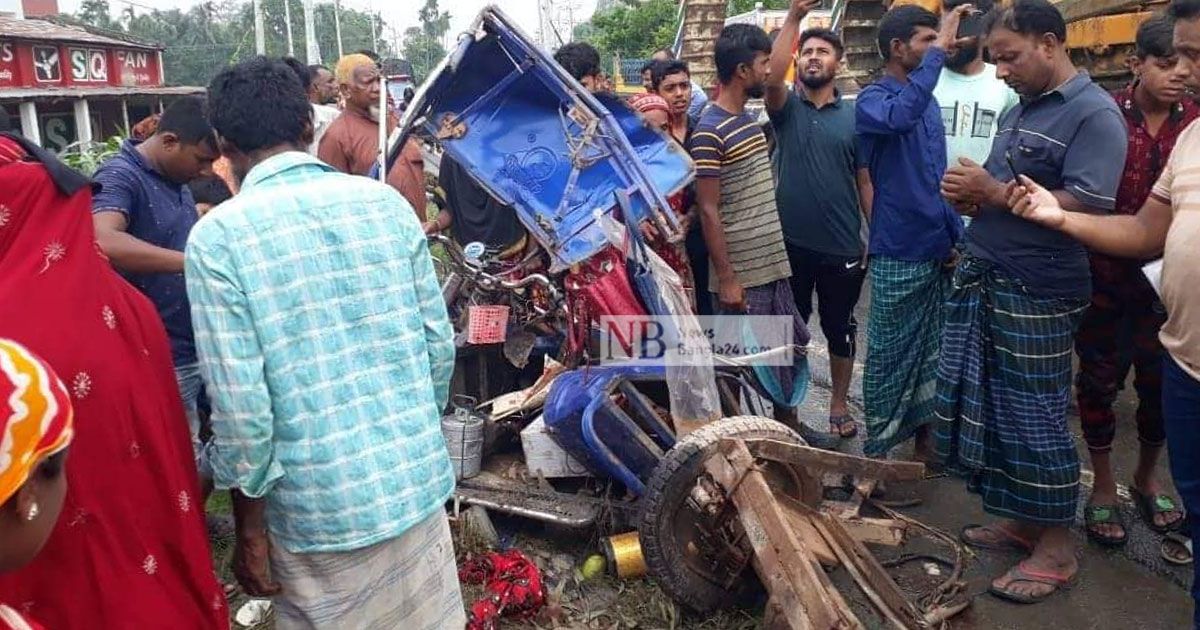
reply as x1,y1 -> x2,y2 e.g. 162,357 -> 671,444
715,279 -> 811,406
863,257 -> 950,456
934,255 -> 1089,525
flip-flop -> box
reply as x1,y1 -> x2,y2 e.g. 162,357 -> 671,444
988,561 -> 1076,604
1161,533 -> 1193,566
959,524 -> 1034,552
828,414 -> 859,438
1083,504 -> 1127,547
1130,486 -> 1184,533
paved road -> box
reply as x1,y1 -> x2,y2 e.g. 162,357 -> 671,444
795,282 -> 1193,629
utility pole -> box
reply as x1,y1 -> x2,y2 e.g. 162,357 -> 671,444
303,0 -> 320,64
284,0 -> 295,57
253,0 -> 265,55
333,0 -> 345,59
369,7 -> 378,54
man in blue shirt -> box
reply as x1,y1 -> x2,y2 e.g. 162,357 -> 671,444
187,58 -> 461,626
92,96 -> 220,499
936,0 -> 1127,604
855,4 -> 968,459
768,0 -> 874,442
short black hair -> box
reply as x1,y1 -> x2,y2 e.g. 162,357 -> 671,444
984,0 -> 1067,43
189,174 -> 233,206
157,96 -> 216,148
651,59 -> 689,90
876,5 -> 939,61
1136,13 -> 1177,57
714,23 -> 773,84
799,28 -> 845,58
282,56 -> 313,92
1169,0 -> 1200,21
640,60 -> 656,74
554,42 -> 602,81
207,56 -> 311,153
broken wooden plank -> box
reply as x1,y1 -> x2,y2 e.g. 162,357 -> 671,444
810,508 -> 927,630
777,495 -> 840,567
822,478 -> 878,521
838,517 -> 909,547
743,439 -> 926,482
707,440 -> 863,629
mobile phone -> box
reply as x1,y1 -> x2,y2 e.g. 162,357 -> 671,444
1005,150 -> 1018,182
957,11 -> 985,39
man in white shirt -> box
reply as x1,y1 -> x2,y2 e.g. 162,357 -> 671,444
933,0 -> 1019,225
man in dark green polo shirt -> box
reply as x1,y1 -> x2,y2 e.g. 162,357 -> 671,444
766,0 -> 874,440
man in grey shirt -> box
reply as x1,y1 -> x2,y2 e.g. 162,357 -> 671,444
936,0 -> 1127,605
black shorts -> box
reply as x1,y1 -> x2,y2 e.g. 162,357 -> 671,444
785,243 -> 866,359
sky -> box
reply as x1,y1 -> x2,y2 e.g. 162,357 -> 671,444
55,0 -> 599,51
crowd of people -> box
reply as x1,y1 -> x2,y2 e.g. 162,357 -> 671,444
2,0 -> 1200,626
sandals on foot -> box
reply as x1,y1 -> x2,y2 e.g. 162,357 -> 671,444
959,524 -> 1034,552
1084,504 -> 1127,547
988,561 -> 1076,604
1130,486 -> 1183,534
828,414 -> 858,438
1161,532 -> 1193,566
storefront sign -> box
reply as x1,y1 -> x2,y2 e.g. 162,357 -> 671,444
69,48 -> 108,83
0,40 -> 15,87
31,45 -> 61,83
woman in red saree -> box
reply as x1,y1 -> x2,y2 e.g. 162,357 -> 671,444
0,134 -> 228,628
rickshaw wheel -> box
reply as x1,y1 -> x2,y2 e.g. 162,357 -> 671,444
638,416 -> 806,616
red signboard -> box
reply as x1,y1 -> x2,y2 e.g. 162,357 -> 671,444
0,41 -> 162,90
113,48 -> 159,87
0,40 -> 15,87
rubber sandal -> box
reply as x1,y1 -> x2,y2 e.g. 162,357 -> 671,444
959,524 -> 1034,552
828,413 -> 859,439
1161,533 -> 1193,566
988,561 -> 1076,604
1083,504 -> 1128,547
1130,486 -> 1184,534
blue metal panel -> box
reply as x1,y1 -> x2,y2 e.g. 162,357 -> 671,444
387,6 -> 694,269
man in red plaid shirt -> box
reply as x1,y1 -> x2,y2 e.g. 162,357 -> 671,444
1076,15 -> 1197,547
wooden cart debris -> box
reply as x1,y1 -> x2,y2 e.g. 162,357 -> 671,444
636,417 -> 969,630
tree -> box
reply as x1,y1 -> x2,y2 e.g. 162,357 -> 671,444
402,0 -> 450,83
77,0 -> 118,30
402,27 -> 443,84
578,0 -> 677,62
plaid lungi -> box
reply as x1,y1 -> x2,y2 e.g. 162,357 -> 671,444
714,278 -> 811,407
934,255 -> 1089,525
863,257 -> 950,456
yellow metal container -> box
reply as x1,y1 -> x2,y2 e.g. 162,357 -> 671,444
602,531 -> 648,579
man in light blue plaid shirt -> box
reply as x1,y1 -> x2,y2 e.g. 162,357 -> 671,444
185,58 -> 463,628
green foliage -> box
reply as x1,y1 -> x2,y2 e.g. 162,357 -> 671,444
69,0 -> 396,88
402,0 -> 450,84
59,136 -> 123,176
581,0 -> 678,61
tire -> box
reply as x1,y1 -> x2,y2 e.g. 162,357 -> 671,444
638,416 -> 804,615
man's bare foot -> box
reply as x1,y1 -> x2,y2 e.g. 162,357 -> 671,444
990,526 -> 1077,602
1132,472 -> 1184,531
960,520 -> 1040,551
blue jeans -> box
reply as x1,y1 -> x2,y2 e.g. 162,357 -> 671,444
1162,355 -> 1200,628
175,363 -> 214,484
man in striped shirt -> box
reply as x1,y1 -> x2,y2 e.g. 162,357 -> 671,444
688,24 -> 834,448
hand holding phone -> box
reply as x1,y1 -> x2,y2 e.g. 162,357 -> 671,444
957,9 -> 985,39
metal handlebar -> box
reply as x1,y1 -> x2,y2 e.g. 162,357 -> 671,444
428,234 -> 563,305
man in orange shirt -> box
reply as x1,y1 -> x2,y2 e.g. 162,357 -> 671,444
318,54 -> 426,218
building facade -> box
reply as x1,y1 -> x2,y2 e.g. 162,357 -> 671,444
0,15 -> 202,151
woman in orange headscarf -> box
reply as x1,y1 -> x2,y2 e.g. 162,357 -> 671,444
0,133 -> 228,627
0,339 -> 74,630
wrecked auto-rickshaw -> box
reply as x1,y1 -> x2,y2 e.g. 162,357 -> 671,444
385,6 -> 969,628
